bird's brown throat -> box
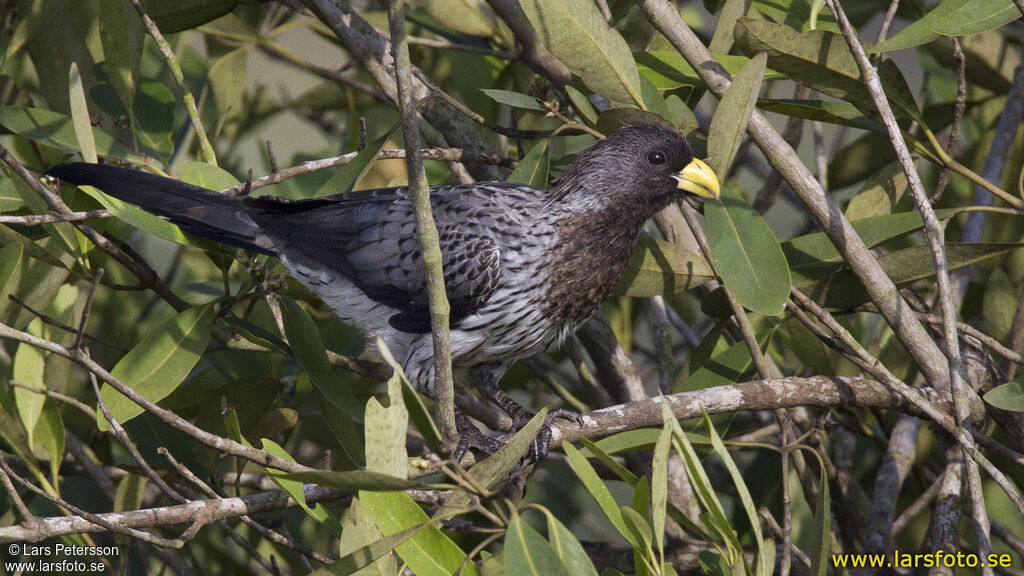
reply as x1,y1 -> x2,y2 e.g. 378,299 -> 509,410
541,202 -> 652,324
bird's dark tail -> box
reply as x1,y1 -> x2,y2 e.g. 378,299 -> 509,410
46,163 -> 275,255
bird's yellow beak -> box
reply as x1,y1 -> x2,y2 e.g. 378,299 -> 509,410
674,158 -> 720,200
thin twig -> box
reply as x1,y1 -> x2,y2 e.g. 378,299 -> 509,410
388,0 -> 457,446
930,39 -> 966,204
0,454 -> 187,547
74,268 -> 103,350
88,368 -> 187,503
219,147 -> 515,196
128,0 -> 215,163
825,0 -> 992,560
0,209 -> 112,225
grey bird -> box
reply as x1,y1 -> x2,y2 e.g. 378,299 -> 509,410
46,124 -> 720,461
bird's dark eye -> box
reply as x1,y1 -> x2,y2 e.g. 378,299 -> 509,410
646,150 -> 666,165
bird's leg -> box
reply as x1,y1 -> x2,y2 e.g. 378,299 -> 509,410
470,364 -> 583,462
453,408 -> 503,463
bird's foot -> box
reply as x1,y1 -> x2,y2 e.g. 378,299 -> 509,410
453,410 -> 503,463
511,407 -> 584,463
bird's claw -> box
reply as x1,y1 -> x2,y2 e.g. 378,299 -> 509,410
453,410 -> 504,463
520,408 -> 584,463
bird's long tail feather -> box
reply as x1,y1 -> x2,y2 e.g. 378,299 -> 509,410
46,163 -> 275,255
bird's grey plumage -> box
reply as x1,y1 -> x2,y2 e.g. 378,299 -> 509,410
46,124 -> 715,460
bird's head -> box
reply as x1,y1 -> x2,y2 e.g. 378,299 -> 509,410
549,124 -> 720,213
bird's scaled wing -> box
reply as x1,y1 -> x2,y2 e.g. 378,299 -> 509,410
244,185 -> 504,333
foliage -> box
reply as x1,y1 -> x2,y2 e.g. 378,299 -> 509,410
0,0 -> 1023,574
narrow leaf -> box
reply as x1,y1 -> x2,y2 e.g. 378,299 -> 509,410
809,460 -> 831,576
100,304 -> 216,429
316,123 -> 399,198
280,297 -> 363,418
734,19 -> 919,121
68,62 -> 97,164
708,52 -> 766,175
507,139 -> 550,188
537,508 -> 600,576
480,89 -> 546,111
520,0 -> 645,107
614,236 -> 715,297
702,411 -> 770,576
984,381 -> 1024,412
505,515 -> 573,576
564,443 -> 639,548
705,186 -> 791,315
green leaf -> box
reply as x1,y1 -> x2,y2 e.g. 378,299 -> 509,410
871,0 -> 969,52
419,0 -> 498,36
35,399 -> 65,484
926,0 -> 1020,37
361,355 -> 477,576
757,99 -> 885,132
809,459 -> 831,576
100,0 -> 144,125
635,52 -> 785,91
0,243 -> 24,316
752,0 -> 840,32
983,268 -> 1016,343
312,515 -> 448,576
180,162 -> 241,191
190,376 -> 282,470
734,19 -> 920,121
480,89 -> 546,112
702,411 -> 770,576
208,46 -> 250,128
984,381 -> 1024,412
140,0 -> 238,33
281,470 -> 426,491
708,52 -> 766,175
0,106 -> 142,162
651,413 -> 672,562
217,315 -> 293,356
564,443 -> 639,548
362,490 -> 479,576
520,0 -> 645,107
806,243 -> 1024,307
114,473 -> 146,513
505,515 -> 573,576
0,233 -> 56,288
336,497 -> 399,576
705,186 -> 791,315
363,366 -> 408,479
709,0 -> 750,53
620,506 -> 655,560
566,85 -> 598,125
674,329 -> 771,392
613,236 -> 715,297
280,297 -> 363,418
132,78 -> 177,158
844,161 -> 913,220
316,123 -> 399,198
507,139 -> 550,188
536,508 -> 600,576
662,403 -> 740,555
12,319 -> 46,446
263,438 -> 342,535
782,209 -> 959,285
597,108 -> 671,135
579,437 -> 639,485
68,62 -> 97,164
100,304 -> 216,430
